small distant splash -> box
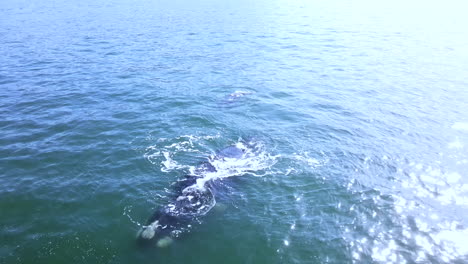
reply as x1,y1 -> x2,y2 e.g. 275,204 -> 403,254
217,90 -> 255,108
226,90 -> 254,102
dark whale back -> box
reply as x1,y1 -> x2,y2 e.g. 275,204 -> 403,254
137,144 -> 250,245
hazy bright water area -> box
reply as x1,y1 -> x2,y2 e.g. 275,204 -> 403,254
1,0 -> 468,263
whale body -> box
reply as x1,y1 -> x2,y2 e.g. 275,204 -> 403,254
137,143 -> 252,246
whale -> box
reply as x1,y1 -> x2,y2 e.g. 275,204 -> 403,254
137,143 -> 251,247
218,90 -> 254,108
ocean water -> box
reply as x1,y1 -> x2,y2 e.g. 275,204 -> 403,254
1,0 -> 468,263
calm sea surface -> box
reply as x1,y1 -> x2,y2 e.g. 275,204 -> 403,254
1,0 -> 468,263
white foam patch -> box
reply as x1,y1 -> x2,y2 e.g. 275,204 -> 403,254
161,152 -> 178,172
445,172 -> 462,184
173,141 -> 279,216
160,152 -> 195,172
292,151 -> 328,169
144,134 -> 219,169
226,91 -> 254,102
230,90 -> 253,97
285,168 -> 296,176
144,139 -> 278,221
199,141 -> 278,184
452,122 -> 468,131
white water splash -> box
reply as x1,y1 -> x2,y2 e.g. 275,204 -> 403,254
160,151 -> 194,172
292,151 -> 328,169
176,140 -> 279,216
144,134 -> 220,169
139,137 -> 278,232
209,142 -> 276,181
228,90 -> 254,99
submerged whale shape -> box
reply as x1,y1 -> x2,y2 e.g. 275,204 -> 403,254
218,90 -> 254,108
137,143 -> 253,246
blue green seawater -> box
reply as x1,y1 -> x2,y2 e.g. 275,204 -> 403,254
1,0 -> 468,263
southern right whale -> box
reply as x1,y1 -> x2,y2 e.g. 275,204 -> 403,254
218,90 -> 254,108
137,142 -> 258,247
